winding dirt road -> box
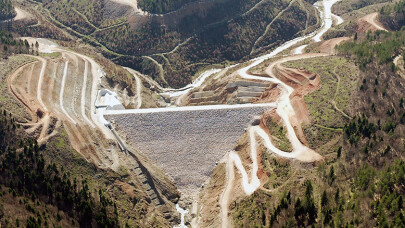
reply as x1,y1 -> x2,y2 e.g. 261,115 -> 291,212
124,67 -> 143,109
358,12 -> 388,32
219,0 -> 342,226
8,39 -> 121,168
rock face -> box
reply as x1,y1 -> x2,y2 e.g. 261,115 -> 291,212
105,105 -> 271,196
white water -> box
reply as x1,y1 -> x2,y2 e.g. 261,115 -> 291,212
229,0 -> 342,195
313,0 -> 342,42
157,0 -> 341,101
174,204 -> 188,228
160,68 -> 221,98
294,44 -> 308,54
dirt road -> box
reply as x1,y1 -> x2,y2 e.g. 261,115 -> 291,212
219,0 -> 342,226
358,12 -> 388,32
124,67 -> 143,109
8,39 -> 122,168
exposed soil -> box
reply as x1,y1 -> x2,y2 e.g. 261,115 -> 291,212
318,37 -> 351,54
8,38 -> 182,226
357,12 -> 388,33
394,55 -> 405,79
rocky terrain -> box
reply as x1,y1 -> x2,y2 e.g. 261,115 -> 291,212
105,104 -> 272,197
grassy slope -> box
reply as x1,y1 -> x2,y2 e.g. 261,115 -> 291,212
45,127 -> 168,227
0,55 -> 36,121
284,56 -> 358,149
232,23 -> 405,228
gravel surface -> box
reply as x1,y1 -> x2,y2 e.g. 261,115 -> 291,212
105,106 -> 271,194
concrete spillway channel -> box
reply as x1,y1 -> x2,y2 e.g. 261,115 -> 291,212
107,123 -> 163,205
95,89 -> 164,206
104,120 -> 163,206
105,123 -> 127,153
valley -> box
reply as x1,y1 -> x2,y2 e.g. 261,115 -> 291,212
0,0 -> 404,227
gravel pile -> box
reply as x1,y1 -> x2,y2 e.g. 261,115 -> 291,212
105,106 -> 271,195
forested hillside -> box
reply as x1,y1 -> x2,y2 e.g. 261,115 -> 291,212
113,0 -> 319,87
379,0 -> 405,30
0,31 -> 31,58
16,0 -> 319,88
231,24 -> 405,228
138,0 -> 197,14
0,0 -> 15,20
0,108 -> 119,227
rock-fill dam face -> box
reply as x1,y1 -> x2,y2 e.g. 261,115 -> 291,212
104,104 -> 274,196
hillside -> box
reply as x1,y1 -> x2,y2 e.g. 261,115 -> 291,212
213,1 -> 405,227
1,0 -> 405,227
0,33 -> 178,227
13,0 -> 319,88
379,0 -> 405,30
137,0 -> 198,14
0,0 -> 15,20
0,106 -> 119,227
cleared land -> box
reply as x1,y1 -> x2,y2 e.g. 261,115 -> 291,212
8,49 -> 119,167
105,106 -> 271,195
284,56 -> 358,148
0,55 -> 36,121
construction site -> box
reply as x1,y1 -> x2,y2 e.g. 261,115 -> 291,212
4,0 -> 397,226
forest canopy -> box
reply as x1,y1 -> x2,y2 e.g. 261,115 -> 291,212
0,0 -> 15,20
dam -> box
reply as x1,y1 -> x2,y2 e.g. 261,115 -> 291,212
104,103 -> 275,195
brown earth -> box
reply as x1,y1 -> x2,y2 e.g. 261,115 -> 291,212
8,44 -> 181,225
319,37 -> 351,54
357,12 -> 388,33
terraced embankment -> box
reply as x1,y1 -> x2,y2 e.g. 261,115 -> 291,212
8,51 -> 119,166
104,103 -> 274,196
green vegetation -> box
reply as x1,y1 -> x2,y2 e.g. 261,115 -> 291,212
0,109 -> 118,227
39,52 -> 61,59
354,160 -> 405,227
0,0 -> 15,20
265,118 -> 292,152
233,16 -> 405,226
332,0 -> 390,15
23,0 -> 319,88
0,31 -> 38,120
152,0 -> 319,87
344,114 -> 377,144
138,0 -> 196,14
233,180 -> 318,227
379,0 -> 405,30
261,155 -> 293,191
284,56 -> 357,148
0,30 -> 32,58
337,30 -> 405,70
